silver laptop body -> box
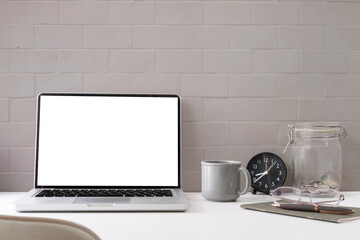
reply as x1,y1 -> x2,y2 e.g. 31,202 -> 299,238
14,93 -> 188,212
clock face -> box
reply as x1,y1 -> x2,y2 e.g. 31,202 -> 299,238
246,152 -> 287,194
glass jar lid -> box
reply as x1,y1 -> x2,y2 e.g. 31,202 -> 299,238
282,122 -> 347,155
292,122 -> 347,139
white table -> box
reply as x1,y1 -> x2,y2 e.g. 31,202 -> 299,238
1,192 -> 360,240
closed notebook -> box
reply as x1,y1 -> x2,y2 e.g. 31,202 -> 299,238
240,201 -> 360,223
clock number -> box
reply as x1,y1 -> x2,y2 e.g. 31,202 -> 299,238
264,158 -> 268,163
276,177 -> 280,182
253,177 -> 256,182
257,159 -> 261,164
264,183 -> 268,189
250,170 -> 254,175
252,164 -> 258,169
272,182 -> 275,187
276,163 -> 280,169
279,170 -> 282,176
258,182 -> 262,186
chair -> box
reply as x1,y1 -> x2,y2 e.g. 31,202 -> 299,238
0,215 -> 101,240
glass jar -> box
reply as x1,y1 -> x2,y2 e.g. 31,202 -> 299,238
285,122 -> 347,192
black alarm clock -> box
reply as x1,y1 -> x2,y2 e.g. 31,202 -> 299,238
246,152 -> 287,194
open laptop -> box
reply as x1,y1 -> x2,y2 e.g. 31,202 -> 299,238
14,93 -> 188,212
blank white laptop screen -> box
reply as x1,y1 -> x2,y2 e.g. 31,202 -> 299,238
36,94 -> 179,187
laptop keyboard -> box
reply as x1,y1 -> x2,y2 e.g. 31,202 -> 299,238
35,189 -> 173,198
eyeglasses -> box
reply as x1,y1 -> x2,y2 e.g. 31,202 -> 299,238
270,187 -> 344,207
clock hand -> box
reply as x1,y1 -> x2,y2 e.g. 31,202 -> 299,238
254,171 -> 267,183
255,171 -> 267,176
254,161 -> 276,184
254,159 -> 279,184
265,161 -> 268,172
267,160 -> 277,172
266,162 -> 271,191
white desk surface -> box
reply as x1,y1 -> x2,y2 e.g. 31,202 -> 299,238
1,192 -> 360,240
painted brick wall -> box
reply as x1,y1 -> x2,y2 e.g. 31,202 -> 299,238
0,0 -> 360,192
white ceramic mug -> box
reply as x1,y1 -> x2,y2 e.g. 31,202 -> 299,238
201,160 -> 251,202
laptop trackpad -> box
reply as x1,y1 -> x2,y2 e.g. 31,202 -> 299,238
74,198 -> 130,204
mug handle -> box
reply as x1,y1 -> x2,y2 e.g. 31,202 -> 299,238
237,167 -> 251,195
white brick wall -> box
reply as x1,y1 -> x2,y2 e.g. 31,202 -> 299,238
108,2 -> 155,25
183,123 -> 230,146
85,26 -> 132,49
229,27 -> 277,50
109,50 -> 155,73
253,3 -> 299,25
60,50 -> 107,73
0,123 -> 35,147
10,148 -> 34,172
11,51 -> 58,73
0,100 -> 8,122
182,26 -> 229,49
157,50 -> 203,73
133,74 -> 180,94
325,27 -> 360,49
134,26 -> 180,49
0,75 -> 34,97
325,75 -> 360,97
229,75 -> 277,97
1,0 -> 360,192
300,3 -> 348,26
230,123 -> 279,146
349,51 -> 360,73
301,50 -> 348,73
0,2 -> 11,24
205,50 -> 251,73
157,3 -> 203,25
349,3 -> 360,25
84,74 -> 132,93
0,51 -> 9,72
277,75 -> 324,98
60,2 -> 107,25
252,99 -> 298,121
35,26 -> 83,49
205,3 -> 251,25
253,51 -> 300,73
204,98 -> 251,121
182,98 -> 203,122
10,99 -> 36,122
0,148 -> 10,172
12,2 -> 58,24
0,26 -> 33,49
36,74 -> 83,94
181,75 -> 227,97
278,27 -> 324,49
299,98 -> 345,121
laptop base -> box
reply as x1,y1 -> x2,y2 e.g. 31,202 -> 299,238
14,189 -> 188,212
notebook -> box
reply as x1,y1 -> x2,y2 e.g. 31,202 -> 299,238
14,93 -> 188,212
241,202 -> 360,223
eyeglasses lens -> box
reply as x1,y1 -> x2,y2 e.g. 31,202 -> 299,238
272,187 -> 302,204
310,189 -> 341,206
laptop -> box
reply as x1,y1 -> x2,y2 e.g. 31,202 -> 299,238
14,93 -> 188,212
